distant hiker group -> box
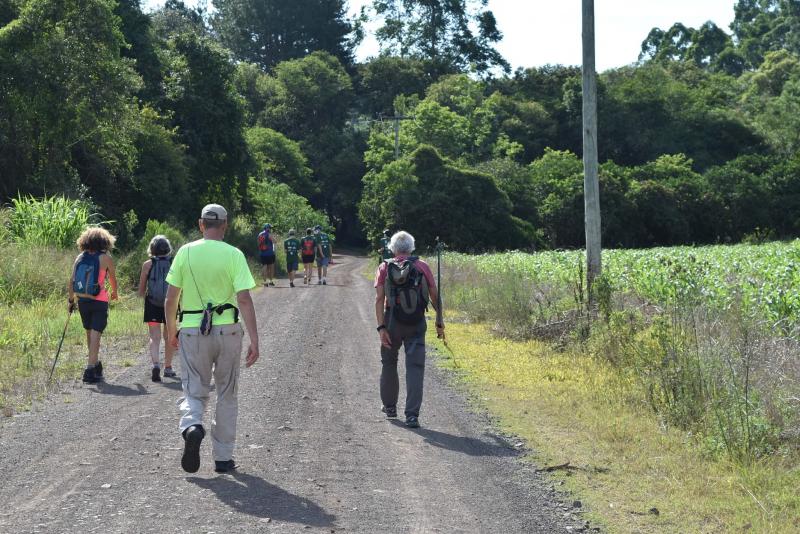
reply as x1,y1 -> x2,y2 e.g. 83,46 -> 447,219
66,205 -> 444,473
258,224 -> 333,287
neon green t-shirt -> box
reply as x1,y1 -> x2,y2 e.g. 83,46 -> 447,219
284,237 -> 300,261
166,239 -> 255,328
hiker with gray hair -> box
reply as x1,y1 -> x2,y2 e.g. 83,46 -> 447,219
374,230 -> 444,428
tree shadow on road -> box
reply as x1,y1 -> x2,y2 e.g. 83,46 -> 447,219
394,422 -> 517,457
91,382 -> 148,396
187,472 -> 336,527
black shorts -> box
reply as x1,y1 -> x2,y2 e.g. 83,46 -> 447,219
259,254 -> 276,265
302,254 -> 315,265
143,298 -> 166,324
287,258 -> 299,272
78,300 -> 109,333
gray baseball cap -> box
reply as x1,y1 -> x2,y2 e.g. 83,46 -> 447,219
201,204 -> 227,220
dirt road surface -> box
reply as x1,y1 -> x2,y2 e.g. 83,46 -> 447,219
0,254 -> 580,533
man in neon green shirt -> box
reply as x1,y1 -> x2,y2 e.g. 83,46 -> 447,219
165,203 -> 259,474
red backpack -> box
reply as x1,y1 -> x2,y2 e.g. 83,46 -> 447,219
258,231 -> 273,253
301,237 -> 315,255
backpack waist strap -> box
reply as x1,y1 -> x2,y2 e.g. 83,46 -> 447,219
179,303 -> 239,323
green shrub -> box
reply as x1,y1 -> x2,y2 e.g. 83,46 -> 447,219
9,195 -> 102,249
249,178 -> 333,237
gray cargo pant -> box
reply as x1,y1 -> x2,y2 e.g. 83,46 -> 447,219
177,323 -> 243,461
380,319 -> 427,417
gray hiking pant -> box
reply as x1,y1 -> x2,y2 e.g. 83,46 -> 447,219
177,323 -> 243,461
380,319 -> 427,417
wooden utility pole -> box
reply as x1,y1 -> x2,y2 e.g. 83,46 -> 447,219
582,0 -> 602,287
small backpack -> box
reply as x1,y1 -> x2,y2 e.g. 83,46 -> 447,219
258,231 -> 273,253
301,237 -> 315,255
384,257 -> 429,325
72,252 -> 102,298
146,256 -> 172,307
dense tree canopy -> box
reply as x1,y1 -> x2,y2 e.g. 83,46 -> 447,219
372,0 -> 509,75
4,0 -> 800,251
212,0 -> 356,70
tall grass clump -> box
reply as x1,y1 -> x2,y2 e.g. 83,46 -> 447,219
438,244 -> 800,464
9,195 -> 101,249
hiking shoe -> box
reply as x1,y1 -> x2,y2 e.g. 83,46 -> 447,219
405,416 -> 420,428
181,425 -> 204,473
214,459 -> 237,473
290,282 -> 295,288
82,366 -> 98,384
163,367 -> 176,378
94,361 -> 103,379
322,280 -> 327,285
381,406 -> 397,418
151,367 -> 161,382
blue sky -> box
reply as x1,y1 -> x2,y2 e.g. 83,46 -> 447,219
144,0 -> 737,71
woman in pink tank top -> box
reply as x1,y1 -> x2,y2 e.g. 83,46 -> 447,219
68,228 -> 118,384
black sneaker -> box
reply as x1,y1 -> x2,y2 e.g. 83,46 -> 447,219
381,406 -> 397,418
322,280 -> 327,285
151,367 -> 161,383
181,425 -> 204,473
405,416 -> 420,428
163,367 -> 177,378
214,459 -> 237,473
290,282 -> 295,287
82,366 -> 98,384
269,281 -> 275,286
94,361 -> 103,379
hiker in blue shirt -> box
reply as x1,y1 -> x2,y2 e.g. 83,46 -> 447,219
257,224 -> 277,286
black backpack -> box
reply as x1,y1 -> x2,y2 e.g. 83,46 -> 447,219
384,257 -> 429,325
146,256 -> 172,307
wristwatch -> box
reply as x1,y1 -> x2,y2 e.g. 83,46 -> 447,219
376,324 -> 387,332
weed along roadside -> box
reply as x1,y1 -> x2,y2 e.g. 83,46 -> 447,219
428,246 -> 800,533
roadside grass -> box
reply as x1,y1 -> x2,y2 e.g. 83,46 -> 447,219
0,294 -> 143,411
432,319 -> 800,533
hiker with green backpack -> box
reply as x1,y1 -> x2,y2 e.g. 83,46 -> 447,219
68,227 -> 119,384
374,231 -> 444,428
137,235 -> 175,382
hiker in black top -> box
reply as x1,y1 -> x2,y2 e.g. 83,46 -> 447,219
138,235 -> 175,382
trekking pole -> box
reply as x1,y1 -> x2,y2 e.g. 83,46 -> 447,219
48,307 -> 74,383
435,237 -> 457,367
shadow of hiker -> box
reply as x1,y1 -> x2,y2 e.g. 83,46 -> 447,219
161,380 -> 183,391
187,472 -> 336,527
93,382 -> 148,396
392,422 -> 517,457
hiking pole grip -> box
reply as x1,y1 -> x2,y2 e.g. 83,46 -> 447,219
48,308 -> 73,383
435,237 -> 444,337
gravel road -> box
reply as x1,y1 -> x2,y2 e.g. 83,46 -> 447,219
0,254 -> 580,533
